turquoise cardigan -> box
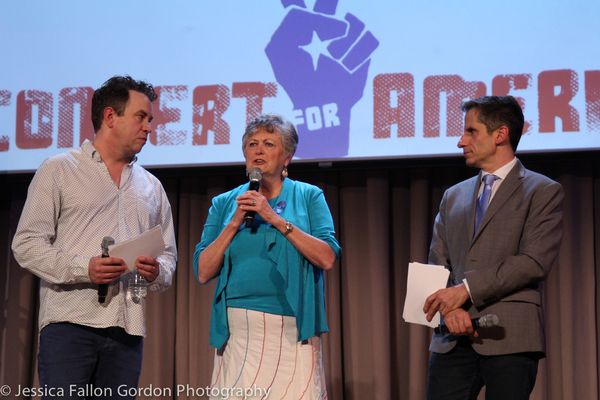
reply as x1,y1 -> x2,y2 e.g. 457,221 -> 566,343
194,178 -> 341,349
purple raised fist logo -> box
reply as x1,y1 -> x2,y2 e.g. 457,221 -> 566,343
266,0 -> 379,158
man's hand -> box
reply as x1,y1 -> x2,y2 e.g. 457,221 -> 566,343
135,256 -> 160,282
88,256 -> 127,284
423,283 -> 470,322
438,309 -> 479,337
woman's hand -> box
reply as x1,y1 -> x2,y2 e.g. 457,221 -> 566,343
236,191 -> 279,225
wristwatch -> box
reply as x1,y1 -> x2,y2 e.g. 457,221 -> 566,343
283,220 -> 293,236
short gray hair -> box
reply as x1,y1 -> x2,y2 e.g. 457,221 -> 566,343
242,113 -> 298,158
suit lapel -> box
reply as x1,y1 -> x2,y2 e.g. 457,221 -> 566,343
472,161 -> 525,242
466,173 -> 482,241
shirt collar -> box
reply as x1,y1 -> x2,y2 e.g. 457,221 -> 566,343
482,157 -> 518,181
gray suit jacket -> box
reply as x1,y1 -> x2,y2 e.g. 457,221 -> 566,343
428,160 -> 564,356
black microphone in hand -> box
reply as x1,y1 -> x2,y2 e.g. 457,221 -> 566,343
98,236 -> 115,304
245,167 -> 263,228
434,313 -> 499,334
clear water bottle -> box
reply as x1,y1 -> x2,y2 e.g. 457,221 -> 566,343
128,271 -> 147,302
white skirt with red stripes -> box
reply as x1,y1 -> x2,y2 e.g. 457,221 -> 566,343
208,307 -> 327,400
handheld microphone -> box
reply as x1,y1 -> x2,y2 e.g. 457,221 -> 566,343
98,236 -> 115,304
245,168 -> 263,228
434,313 -> 499,334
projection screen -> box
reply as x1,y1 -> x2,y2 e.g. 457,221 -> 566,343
1,0 -> 598,172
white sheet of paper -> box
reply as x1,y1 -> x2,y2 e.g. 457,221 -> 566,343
107,225 -> 165,274
402,262 -> 451,328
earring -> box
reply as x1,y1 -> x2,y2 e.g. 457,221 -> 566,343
282,166 -> 289,179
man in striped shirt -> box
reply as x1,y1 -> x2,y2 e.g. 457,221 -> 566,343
12,76 -> 177,399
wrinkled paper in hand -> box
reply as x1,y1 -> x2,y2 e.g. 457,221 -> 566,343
402,262 -> 450,328
108,225 -> 164,273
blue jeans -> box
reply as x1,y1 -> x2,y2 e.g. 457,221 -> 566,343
426,338 -> 540,400
38,322 -> 143,400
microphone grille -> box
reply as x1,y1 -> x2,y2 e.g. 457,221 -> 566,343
102,236 -> 115,248
249,167 -> 263,181
479,314 -> 499,328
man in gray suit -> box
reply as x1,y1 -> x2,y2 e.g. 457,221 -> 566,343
423,96 -> 564,399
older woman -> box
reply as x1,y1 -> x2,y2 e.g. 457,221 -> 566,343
194,113 -> 341,399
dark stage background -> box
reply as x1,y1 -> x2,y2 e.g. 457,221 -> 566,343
1,150 -> 599,399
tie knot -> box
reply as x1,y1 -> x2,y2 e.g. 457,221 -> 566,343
483,174 -> 497,186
